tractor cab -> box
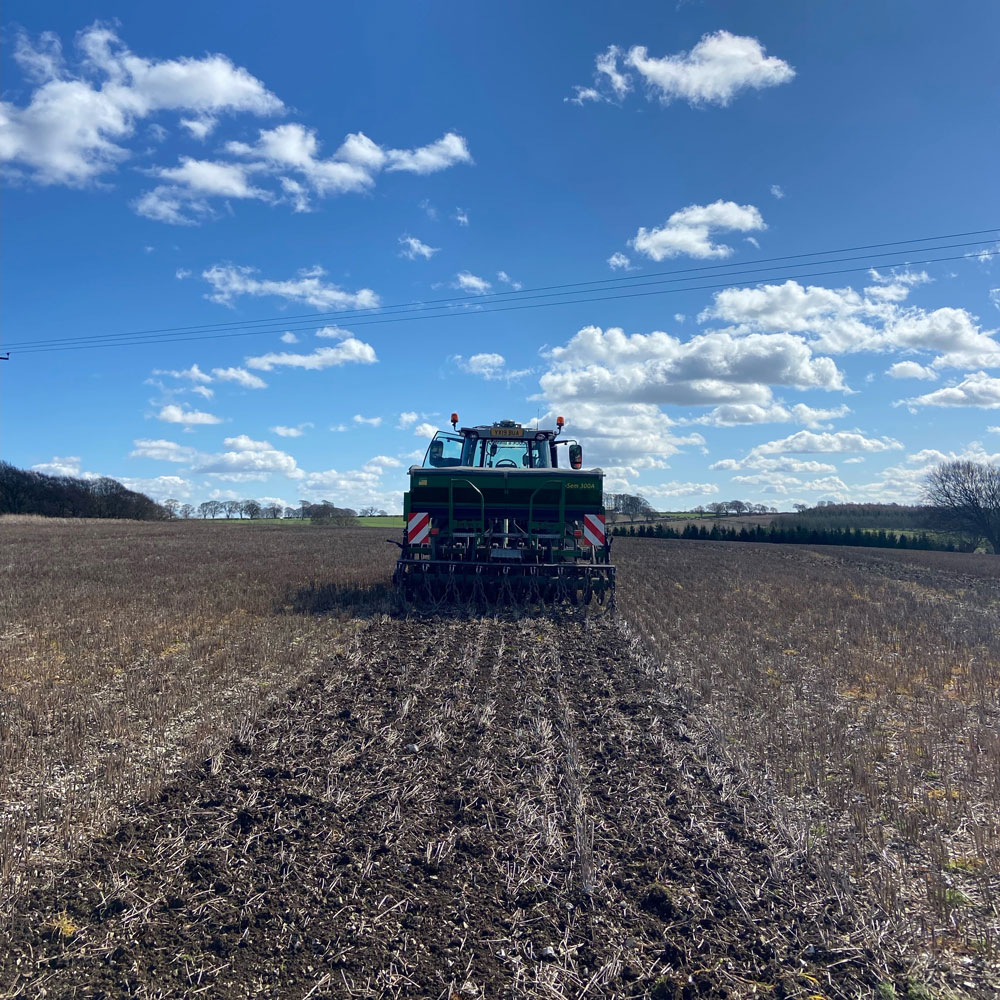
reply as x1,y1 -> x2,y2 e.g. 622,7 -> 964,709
396,414 -> 614,606
422,418 -> 584,470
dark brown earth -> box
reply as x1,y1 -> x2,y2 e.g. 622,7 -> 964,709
2,614 -> 907,998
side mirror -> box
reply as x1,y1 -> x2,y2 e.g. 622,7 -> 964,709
429,440 -> 444,463
569,444 -> 583,470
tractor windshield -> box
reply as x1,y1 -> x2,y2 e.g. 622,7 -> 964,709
421,430 -> 555,468
467,437 -> 553,468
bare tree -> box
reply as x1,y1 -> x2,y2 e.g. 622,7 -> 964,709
706,502 -> 726,518
727,500 -> 748,516
162,498 -> 180,518
793,503 -> 808,513
923,460 -> 1000,553
359,505 -> 380,517
242,499 -> 262,520
223,500 -> 241,519
620,494 -> 654,523
179,503 -> 195,519
264,503 -> 282,519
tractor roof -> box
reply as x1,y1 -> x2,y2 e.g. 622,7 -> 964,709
458,421 -> 557,439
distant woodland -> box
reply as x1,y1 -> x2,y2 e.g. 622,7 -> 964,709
779,502 -> 934,531
0,462 -> 168,520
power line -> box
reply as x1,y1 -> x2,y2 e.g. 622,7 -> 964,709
11,248 -> 999,356
3,226 -> 997,351
7,240 -> 998,353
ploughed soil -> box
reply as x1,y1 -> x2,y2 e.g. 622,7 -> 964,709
2,615 -> 905,999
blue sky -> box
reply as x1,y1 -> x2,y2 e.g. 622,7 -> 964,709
2,1 -> 999,512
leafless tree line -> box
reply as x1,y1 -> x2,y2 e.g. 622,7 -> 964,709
162,499 -> 390,522
695,500 -> 778,517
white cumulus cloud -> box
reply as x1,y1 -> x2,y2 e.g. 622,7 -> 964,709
710,430 -> 901,477
212,366 -> 268,389
630,200 -> 766,261
129,439 -> 199,462
398,235 -> 439,260
497,270 -> 522,290
270,423 -> 312,437
752,430 -> 903,455
155,157 -> 269,199
1,24 -> 282,187
245,340 -> 377,372
30,455 -> 98,478
455,352 -> 531,382
202,264 -> 378,310
152,363 -> 212,384
885,361 -> 937,380
118,475 -> 195,501
899,371 -> 1000,409
157,403 -> 222,425
193,435 -> 303,480
568,32 -> 794,108
541,325 -> 846,408
644,481 -> 720,498
626,32 -> 795,106
384,132 -> 471,174
692,402 -> 850,429
454,271 -> 492,294
700,277 -> 1000,369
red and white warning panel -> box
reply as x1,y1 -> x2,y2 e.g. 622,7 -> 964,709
582,513 -> 606,547
407,511 -> 431,545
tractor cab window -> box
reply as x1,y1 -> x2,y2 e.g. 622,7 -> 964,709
424,432 -> 464,468
469,437 -> 552,468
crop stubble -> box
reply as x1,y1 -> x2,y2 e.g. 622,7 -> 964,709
615,538 -> 999,970
4,613 -> 899,999
0,518 -> 396,897
1,520 -> 997,997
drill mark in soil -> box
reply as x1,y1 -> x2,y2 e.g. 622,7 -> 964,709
2,616 -> 912,999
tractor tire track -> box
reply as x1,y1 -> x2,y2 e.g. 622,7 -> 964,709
1,614 -> 907,999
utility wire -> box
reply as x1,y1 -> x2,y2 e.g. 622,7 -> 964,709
7,240 -> 998,353
3,227 -> 997,351
11,248 -> 999,356
7,236 -> 993,350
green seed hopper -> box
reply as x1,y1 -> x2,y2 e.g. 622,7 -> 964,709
392,417 -> 615,604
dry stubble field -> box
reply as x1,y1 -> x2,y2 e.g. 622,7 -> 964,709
0,517 -> 997,999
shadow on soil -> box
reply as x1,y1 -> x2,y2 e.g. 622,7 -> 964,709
285,581 -> 398,618
284,580 -> 615,623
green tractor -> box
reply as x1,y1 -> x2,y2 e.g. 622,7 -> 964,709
392,415 -> 615,605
